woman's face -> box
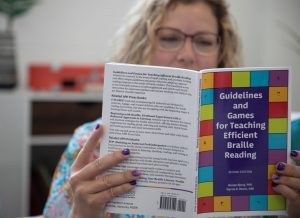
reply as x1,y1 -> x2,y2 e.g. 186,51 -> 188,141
150,2 -> 219,70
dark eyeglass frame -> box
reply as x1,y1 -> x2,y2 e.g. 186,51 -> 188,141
155,27 -> 221,56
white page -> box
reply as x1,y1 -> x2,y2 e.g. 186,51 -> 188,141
100,63 -> 200,217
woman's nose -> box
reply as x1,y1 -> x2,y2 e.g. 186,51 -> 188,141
177,38 -> 197,65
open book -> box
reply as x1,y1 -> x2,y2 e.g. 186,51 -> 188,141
100,63 -> 291,217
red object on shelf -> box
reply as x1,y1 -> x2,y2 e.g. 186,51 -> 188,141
28,64 -> 59,91
28,64 -> 104,92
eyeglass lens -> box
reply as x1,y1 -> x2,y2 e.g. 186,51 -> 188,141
156,28 -> 219,55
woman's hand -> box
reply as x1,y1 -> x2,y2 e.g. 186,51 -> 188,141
68,124 -> 141,218
272,150 -> 300,218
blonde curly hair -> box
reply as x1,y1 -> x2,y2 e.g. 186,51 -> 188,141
110,0 -> 242,68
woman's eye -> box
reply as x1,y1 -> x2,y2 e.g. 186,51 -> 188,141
195,40 -> 213,47
160,35 -> 180,42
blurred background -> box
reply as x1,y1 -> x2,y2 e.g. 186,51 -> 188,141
0,0 -> 299,217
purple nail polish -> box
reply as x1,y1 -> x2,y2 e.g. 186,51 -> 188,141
129,180 -> 137,186
132,170 -> 142,176
277,163 -> 285,171
272,182 -> 278,187
291,150 -> 298,157
122,148 -> 130,155
272,174 -> 280,180
95,124 -> 100,130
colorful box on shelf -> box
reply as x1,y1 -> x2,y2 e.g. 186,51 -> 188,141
28,64 -> 104,92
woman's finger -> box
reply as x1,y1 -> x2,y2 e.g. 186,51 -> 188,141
86,170 -> 141,193
72,124 -> 103,171
72,148 -> 131,182
275,162 -> 300,178
272,183 -> 299,200
290,150 -> 300,162
272,174 -> 300,190
91,182 -> 137,205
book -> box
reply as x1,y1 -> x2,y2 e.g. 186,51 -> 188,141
100,63 -> 291,217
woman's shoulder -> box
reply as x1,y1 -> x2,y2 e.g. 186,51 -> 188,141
292,114 -> 300,151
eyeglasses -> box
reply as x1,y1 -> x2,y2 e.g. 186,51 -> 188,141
155,27 -> 220,56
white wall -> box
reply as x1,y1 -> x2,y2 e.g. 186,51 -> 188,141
229,0 -> 300,110
8,0 -> 300,111
0,0 -> 299,217
14,0 -> 137,89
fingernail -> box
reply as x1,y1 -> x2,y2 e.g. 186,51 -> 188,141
95,124 -> 100,130
129,180 -> 137,186
122,148 -> 130,155
272,182 -> 278,187
132,170 -> 142,177
291,150 -> 298,157
277,162 -> 285,171
272,174 -> 280,180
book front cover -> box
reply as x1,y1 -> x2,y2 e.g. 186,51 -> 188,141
198,68 -> 290,217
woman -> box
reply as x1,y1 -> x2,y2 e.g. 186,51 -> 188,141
43,0 -> 300,217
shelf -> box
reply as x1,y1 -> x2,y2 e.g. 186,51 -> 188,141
30,135 -> 72,146
26,89 -> 103,215
28,91 -> 103,102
